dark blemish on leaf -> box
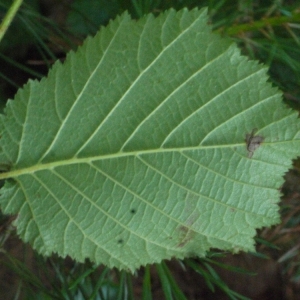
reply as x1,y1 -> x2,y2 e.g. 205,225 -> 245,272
245,128 -> 264,158
176,225 -> 195,248
179,225 -> 188,233
117,239 -> 123,244
130,208 -> 136,214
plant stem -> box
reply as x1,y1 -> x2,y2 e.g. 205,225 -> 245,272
0,0 -> 24,43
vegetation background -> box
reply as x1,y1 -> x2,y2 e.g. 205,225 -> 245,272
0,0 -> 299,299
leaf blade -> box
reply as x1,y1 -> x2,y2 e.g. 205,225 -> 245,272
0,8 -> 300,271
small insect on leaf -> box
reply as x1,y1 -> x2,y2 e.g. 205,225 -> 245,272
246,129 -> 264,158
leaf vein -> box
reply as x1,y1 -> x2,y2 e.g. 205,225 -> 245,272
39,16 -> 128,162
75,13 -> 203,156
16,178 -> 47,248
32,172 -> 122,263
15,89 -> 31,164
121,45 -> 229,151
52,167 -> 172,254
199,93 -> 278,144
92,159 -> 241,245
161,68 -> 266,147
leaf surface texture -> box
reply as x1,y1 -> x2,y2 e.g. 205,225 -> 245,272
0,8 -> 299,271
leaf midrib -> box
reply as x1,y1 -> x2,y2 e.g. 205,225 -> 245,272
0,141 -> 288,179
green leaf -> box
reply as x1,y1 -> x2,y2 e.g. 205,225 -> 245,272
0,8 -> 299,271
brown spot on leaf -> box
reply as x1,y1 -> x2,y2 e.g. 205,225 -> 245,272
176,225 -> 195,248
246,128 -> 264,158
